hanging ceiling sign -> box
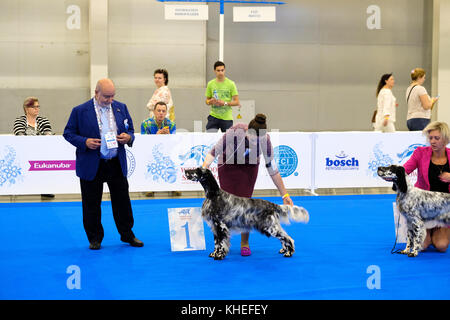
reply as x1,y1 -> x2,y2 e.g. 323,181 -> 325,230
164,4 -> 209,20
233,6 -> 276,22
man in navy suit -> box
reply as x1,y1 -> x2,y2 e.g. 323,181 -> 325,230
64,78 -> 143,250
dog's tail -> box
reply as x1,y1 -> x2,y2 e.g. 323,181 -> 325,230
279,205 -> 309,224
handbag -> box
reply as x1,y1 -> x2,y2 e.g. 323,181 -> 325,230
371,109 -> 377,123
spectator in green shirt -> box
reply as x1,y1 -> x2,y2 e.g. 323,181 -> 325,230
205,61 -> 240,132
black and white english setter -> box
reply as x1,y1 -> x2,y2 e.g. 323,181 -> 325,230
377,165 -> 450,257
184,167 -> 309,260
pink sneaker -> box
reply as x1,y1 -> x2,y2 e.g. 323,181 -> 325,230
241,246 -> 251,256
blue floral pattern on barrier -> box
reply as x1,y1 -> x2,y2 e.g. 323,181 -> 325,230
0,146 -> 22,186
367,142 -> 394,177
146,144 -> 177,183
178,145 -> 212,166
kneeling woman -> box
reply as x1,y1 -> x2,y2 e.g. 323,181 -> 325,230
202,114 -> 294,256
403,121 -> 450,252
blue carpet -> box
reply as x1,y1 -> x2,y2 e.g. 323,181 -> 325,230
0,194 -> 448,300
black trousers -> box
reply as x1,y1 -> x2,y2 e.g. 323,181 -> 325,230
80,157 -> 135,244
206,115 -> 233,132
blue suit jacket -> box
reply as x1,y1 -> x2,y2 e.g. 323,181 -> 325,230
63,98 -> 135,181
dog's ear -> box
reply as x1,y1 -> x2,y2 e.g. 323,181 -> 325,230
203,167 -> 213,177
394,165 -> 407,193
396,165 -> 406,175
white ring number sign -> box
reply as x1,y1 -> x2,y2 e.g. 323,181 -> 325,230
168,207 -> 206,251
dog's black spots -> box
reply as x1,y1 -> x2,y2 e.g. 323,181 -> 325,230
184,167 -> 309,259
377,165 -> 450,257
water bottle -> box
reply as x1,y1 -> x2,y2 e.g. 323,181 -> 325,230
213,89 -> 219,100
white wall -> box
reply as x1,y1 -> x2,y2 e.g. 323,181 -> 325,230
206,0 -> 433,131
436,0 -> 450,124
0,0 -> 436,134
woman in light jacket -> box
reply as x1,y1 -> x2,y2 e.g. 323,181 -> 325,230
374,73 -> 396,132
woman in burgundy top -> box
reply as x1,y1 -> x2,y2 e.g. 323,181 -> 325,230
202,114 -> 294,256
403,121 -> 450,252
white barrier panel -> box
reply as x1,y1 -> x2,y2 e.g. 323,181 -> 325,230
0,132 -> 428,195
0,136 -> 80,194
122,132 -> 311,192
253,132 -> 312,190
0,132 -> 311,195
313,131 -> 424,188
128,132 -> 222,192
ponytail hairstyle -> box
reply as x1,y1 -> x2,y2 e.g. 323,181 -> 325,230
376,73 -> 392,97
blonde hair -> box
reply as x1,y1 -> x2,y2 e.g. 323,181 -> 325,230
411,68 -> 426,81
22,96 -> 39,114
423,121 -> 450,145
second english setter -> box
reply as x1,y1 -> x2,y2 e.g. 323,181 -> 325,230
377,165 -> 450,257
184,167 -> 309,260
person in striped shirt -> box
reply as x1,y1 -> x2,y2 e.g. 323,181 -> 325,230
13,97 -> 53,136
14,96 -> 54,198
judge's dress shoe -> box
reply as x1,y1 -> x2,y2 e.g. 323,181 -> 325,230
89,242 -> 101,250
121,237 -> 144,247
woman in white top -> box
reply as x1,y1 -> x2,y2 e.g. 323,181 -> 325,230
374,73 -> 396,132
146,68 -> 175,122
406,68 -> 439,131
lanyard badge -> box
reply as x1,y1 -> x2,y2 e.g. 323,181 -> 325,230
104,131 -> 118,149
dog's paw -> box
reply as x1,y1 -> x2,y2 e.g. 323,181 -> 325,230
399,249 -> 409,255
279,248 -> 286,254
408,250 -> 418,257
210,249 -> 226,260
283,251 -> 293,257
214,250 -> 227,260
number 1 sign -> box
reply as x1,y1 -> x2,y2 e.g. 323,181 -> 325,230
168,207 -> 206,251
